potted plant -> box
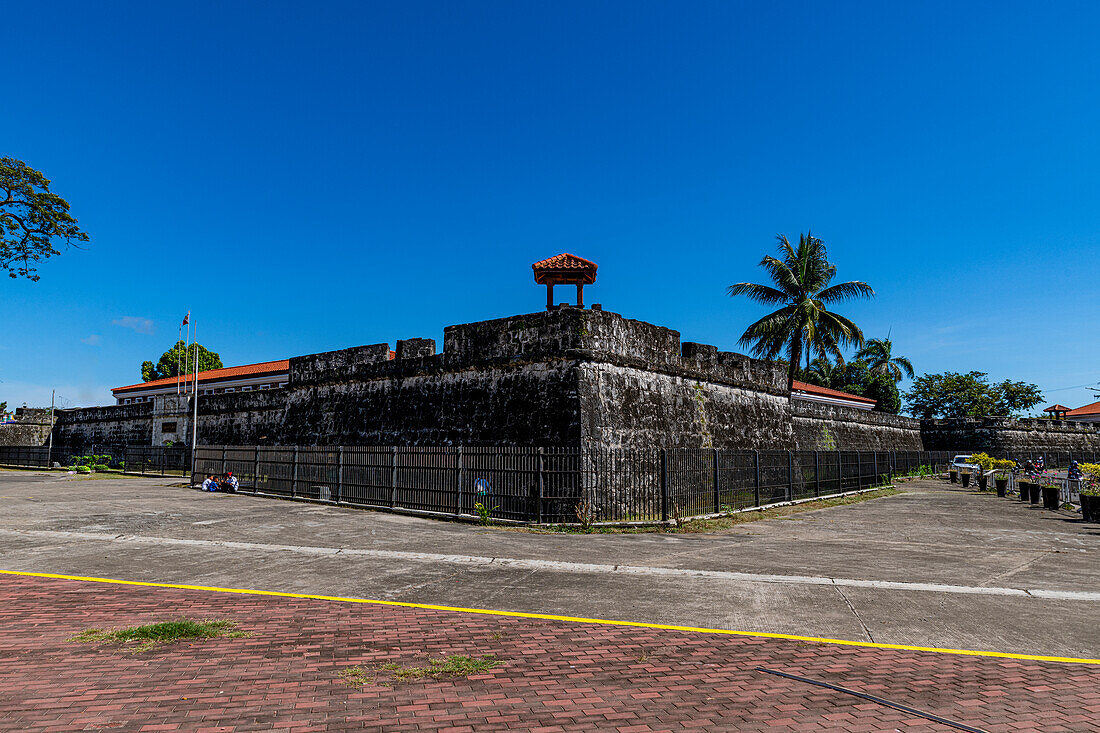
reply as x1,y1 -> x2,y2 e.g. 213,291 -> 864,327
970,453 -> 994,491
993,459 -> 1012,497
1039,472 -> 1061,510
1029,479 -> 1042,504
1079,463 -> 1100,523
949,469 -> 958,483
960,469 -> 971,488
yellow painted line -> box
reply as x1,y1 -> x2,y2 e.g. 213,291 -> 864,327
3,568 -> 1098,667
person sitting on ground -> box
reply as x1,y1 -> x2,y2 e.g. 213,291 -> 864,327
201,474 -> 216,492
222,471 -> 239,493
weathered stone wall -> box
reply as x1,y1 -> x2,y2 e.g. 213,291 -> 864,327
792,401 -> 924,451
0,408 -> 56,446
54,403 -> 154,447
48,306 -> 1099,455
921,417 -> 1100,454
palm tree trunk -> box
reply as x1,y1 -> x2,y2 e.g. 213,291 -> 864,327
787,336 -> 801,393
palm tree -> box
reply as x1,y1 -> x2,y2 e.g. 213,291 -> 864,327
855,337 -> 914,382
804,355 -> 844,389
728,232 -> 874,391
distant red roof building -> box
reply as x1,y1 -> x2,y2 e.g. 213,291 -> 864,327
113,360 -> 292,395
1066,401 -> 1100,419
791,380 -> 877,410
1043,404 -> 1072,418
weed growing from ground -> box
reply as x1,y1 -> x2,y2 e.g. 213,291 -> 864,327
70,619 -> 249,653
339,655 -> 500,687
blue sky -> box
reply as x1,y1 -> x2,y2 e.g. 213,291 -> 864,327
3,1 -> 1098,411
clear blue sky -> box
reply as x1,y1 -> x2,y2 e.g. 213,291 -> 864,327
3,1 -> 1098,411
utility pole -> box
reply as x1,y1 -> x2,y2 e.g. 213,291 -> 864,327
190,321 -> 199,480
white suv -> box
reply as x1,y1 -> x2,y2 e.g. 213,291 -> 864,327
951,454 -> 980,473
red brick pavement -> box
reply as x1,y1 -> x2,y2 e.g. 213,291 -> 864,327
1,575 -> 1097,732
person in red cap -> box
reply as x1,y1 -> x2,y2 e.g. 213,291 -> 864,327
221,472 -> 239,493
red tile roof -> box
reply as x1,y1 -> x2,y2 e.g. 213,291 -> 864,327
791,380 -> 877,406
1066,401 -> 1100,417
1043,404 -> 1071,412
113,360 -> 290,394
532,253 -> 598,284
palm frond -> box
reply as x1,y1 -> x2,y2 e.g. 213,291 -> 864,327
726,282 -> 788,304
817,280 -> 875,304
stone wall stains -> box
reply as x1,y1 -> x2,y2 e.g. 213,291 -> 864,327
44,307 -> 1100,453
0,408 -> 56,447
921,418 -> 1100,454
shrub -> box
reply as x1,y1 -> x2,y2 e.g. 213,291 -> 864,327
76,465 -> 91,474
1081,463 -> 1100,497
92,463 -> 109,472
968,452 -> 994,472
992,458 -> 1015,478
117,460 -> 125,470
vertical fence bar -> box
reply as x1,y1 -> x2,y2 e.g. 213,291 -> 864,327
873,452 -> 879,486
659,449 -> 669,522
222,446 -> 228,476
390,446 -> 398,509
253,448 -> 260,494
786,450 -> 793,502
856,451 -> 862,491
291,447 -> 299,498
455,446 -> 464,516
712,448 -> 720,513
335,446 -> 343,504
814,451 -> 820,496
836,451 -> 842,493
536,446 -> 545,523
754,450 -> 761,507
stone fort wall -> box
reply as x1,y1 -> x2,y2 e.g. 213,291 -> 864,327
40,308 -> 1100,453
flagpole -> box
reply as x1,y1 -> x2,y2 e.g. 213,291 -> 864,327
176,319 -> 182,397
191,320 -> 199,481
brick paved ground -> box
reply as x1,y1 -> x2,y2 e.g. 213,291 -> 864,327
1,575 -> 1097,732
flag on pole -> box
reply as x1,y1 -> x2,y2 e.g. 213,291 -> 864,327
182,312 -> 190,327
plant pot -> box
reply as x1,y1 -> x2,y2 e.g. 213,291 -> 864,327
978,475 -> 988,492
1081,494 -> 1100,523
1029,483 -> 1041,504
1042,485 -> 1060,510
1018,481 -> 1031,501
949,470 -> 958,483
961,473 -> 971,488
995,477 -> 1008,497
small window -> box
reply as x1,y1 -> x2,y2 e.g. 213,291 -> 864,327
242,386 -> 252,392
279,382 -> 288,388
123,399 -> 131,405
258,384 -> 269,390
162,421 -> 177,433
225,387 -> 235,393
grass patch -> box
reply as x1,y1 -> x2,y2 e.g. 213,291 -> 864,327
70,619 -> 249,653
525,487 -> 901,534
340,655 -> 500,687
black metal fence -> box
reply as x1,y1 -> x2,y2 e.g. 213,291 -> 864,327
189,445 -> 965,524
0,444 -> 190,476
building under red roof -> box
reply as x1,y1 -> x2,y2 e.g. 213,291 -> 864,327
791,380 -> 877,410
532,253 -> 598,310
113,360 -> 291,395
1066,401 -> 1100,420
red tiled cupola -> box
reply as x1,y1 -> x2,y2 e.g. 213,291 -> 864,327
532,253 -> 597,311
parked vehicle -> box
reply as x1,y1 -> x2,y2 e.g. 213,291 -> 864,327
951,455 -> 980,474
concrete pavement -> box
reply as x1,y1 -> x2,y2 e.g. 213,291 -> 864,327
1,471 -> 1097,658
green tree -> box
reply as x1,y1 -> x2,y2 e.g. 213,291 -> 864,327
728,232 -> 874,390
854,337 -> 914,382
141,341 -> 223,382
802,355 -> 844,389
1,158 -> 90,280
832,360 -> 902,414
904,371 -> 1043,419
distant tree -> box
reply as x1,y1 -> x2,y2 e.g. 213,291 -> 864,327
855,337 -> 914,382
728,232 -> 874,391
0,400 -> 7,415
833,359 -> 901,414
142,341 -> 223,382
904,371 -> 1043,419
1,158 -> 90,280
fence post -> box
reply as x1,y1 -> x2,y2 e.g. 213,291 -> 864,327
814,451 -> 820,497
335,446 -> 343,504
754,450 -> 761,507
786,450 -> 793,502
291,447 -> 299,498
856,451 -> 862,491
253,447 -> 260,494
712,448 -> 720,514
391,446 -> 398,509
873,452 -> 879,486
222,446 -> 228,476
536,447 -> 545,524
659,449 -> 669,522
456,446 -> 464,516
836,451 -> 842,493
